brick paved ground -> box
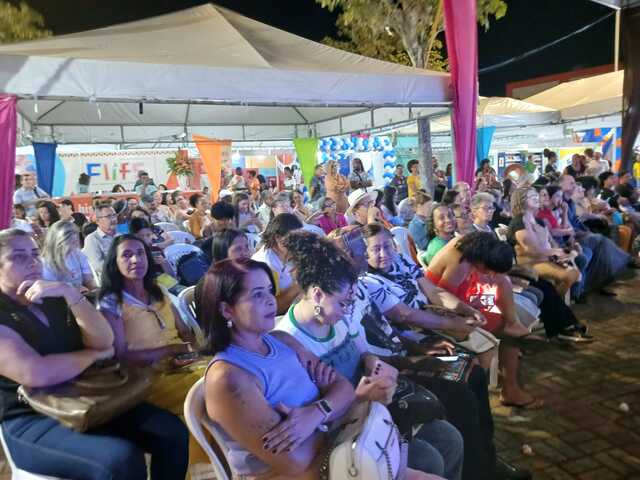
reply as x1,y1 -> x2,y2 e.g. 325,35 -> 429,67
491,271 -> 640,479
2,273 -> 639,479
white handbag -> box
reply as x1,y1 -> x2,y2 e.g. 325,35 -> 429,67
322,401 -> 407,480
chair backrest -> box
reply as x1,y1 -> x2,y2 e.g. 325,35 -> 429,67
155,221 -> 180,232
166,230 -> 196,244
245,232 -> 261,253
390,226 -> 413,259
184,379 -> 233,480
177,286 -> 205,345
0,425 -> 67,479
164,243 -> 202,271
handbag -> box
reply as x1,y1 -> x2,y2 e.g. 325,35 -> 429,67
386,376 -> 446,439
322,401 -> 407,480
18,362 -> 154,432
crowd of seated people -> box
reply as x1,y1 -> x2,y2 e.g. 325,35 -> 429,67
3,152 -> 640,480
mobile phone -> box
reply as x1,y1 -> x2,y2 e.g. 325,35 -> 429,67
436,355 -> 459,362
174,352 -> 199,362
369,360 -> 383,379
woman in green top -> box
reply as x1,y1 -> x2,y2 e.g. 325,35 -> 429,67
421,204 -> 456,265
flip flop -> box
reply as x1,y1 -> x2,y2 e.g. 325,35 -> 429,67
501,397 -> 545,410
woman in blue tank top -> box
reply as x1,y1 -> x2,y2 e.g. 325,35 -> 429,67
196,259 -> 355,479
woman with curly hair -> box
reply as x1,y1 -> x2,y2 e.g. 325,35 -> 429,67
278,231 -> 464,479
420,204 -> 456,266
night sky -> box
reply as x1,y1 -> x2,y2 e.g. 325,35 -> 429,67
21,0 -> 616,96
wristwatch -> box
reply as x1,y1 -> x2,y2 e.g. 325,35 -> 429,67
314,399 -> 333,432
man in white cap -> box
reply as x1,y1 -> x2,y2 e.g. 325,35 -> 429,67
347,188 -> 385,227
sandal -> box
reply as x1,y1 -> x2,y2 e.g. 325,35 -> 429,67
501,397 -> 545,410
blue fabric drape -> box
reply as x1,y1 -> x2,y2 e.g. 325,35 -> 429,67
33,142 -> 57,195
476,127 -> 496,165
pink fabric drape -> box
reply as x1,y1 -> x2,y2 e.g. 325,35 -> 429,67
0,95 -> 17,229
443,0 -> 478,186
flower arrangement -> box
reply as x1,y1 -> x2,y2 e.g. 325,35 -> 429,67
166,150 -> 193,177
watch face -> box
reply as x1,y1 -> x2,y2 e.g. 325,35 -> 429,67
318,399 -> 332,415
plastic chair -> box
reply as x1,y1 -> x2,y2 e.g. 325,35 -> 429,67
164,243 -> 202,271
0,424 -> 67,479
390,226 -> 420,264
245,232 -> 261,253
165,231 -> 196,245
184,379 -> 233,480
177,286 -> 205,344
154,222 -> 180,232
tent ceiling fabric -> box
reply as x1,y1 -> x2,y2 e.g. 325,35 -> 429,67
0,3 -> 451,143
525,70 -> 623,121
394,97 -> 559,135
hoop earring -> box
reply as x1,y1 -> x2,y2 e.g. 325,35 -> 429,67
226,319 -> 233,329
313,304 -> 322,319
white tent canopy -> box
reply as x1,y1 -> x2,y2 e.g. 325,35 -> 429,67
394,96 -> 559,135
0,3 -> 450,144
525,70 -> 622,121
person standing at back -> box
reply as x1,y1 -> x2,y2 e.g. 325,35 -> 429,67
407,159 -> 423,199
13,173 -> 49,218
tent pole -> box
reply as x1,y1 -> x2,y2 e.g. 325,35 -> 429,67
615,9 -> 621,71
449,105 -> 457,185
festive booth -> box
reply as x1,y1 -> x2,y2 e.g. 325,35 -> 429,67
0,3 -> 455,224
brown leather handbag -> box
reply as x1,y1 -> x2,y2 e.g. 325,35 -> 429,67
18,363 -> 154,432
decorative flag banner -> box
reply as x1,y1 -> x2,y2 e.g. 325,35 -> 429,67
293,138 -> 319,188
443,0 -> 478,185
0,95 -> 17,229
193,135 -> 232,202
33,142 -> 57,195
476,127 -> 496,166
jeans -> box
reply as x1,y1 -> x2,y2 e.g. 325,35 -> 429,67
409,419 -> 464,480
571,250 -> 591,299
2,402 -> 189,480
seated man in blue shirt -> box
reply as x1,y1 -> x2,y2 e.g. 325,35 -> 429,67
408,191 -> 433,251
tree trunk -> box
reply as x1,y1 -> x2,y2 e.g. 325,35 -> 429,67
417,116 -> 434,195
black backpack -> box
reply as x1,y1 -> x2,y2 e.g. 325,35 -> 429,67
176,251 -> 210,286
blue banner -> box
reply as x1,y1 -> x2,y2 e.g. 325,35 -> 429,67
476,126 -> 496,166
33,142 -> 57,195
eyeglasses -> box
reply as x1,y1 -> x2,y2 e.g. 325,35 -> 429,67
97,213 -> 117,219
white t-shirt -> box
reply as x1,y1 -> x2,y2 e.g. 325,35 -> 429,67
42,251 -> 93,287
252,247 -> 294,292
275,302 -> 367,384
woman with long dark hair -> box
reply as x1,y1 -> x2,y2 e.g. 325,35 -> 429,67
35,200 -> 60,228
0,229 -> 188,479
211,228 -> 251,264
196,259 -> 364,480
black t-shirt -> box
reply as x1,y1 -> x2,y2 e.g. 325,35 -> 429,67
507,214 -> 545,247
0,295 -> 83,421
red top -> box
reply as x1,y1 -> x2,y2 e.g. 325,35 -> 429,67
426,269 -> 503,333
536,208 -> 558,229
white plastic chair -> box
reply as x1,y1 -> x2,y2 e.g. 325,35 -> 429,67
177,286 -> 205,345
245,232 -> 261,253
184,379 -> 232,480
154,222 -> 180,232
390,226 -> 413,259
0,425 -> 67,479
165,231 -> 196,245
164,243 -> 202,271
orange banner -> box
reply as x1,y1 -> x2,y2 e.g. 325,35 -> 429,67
192,136 -> 232,202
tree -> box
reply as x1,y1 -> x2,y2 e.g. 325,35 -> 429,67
0,1 -> 50,44
317,0 -> 507,192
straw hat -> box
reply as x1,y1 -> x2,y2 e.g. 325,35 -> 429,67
346,188 -> 376,216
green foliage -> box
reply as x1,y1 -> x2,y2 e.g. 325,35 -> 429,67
316,0 -> 506,70
166,151 -> 193,177
0,2 -> 50,44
